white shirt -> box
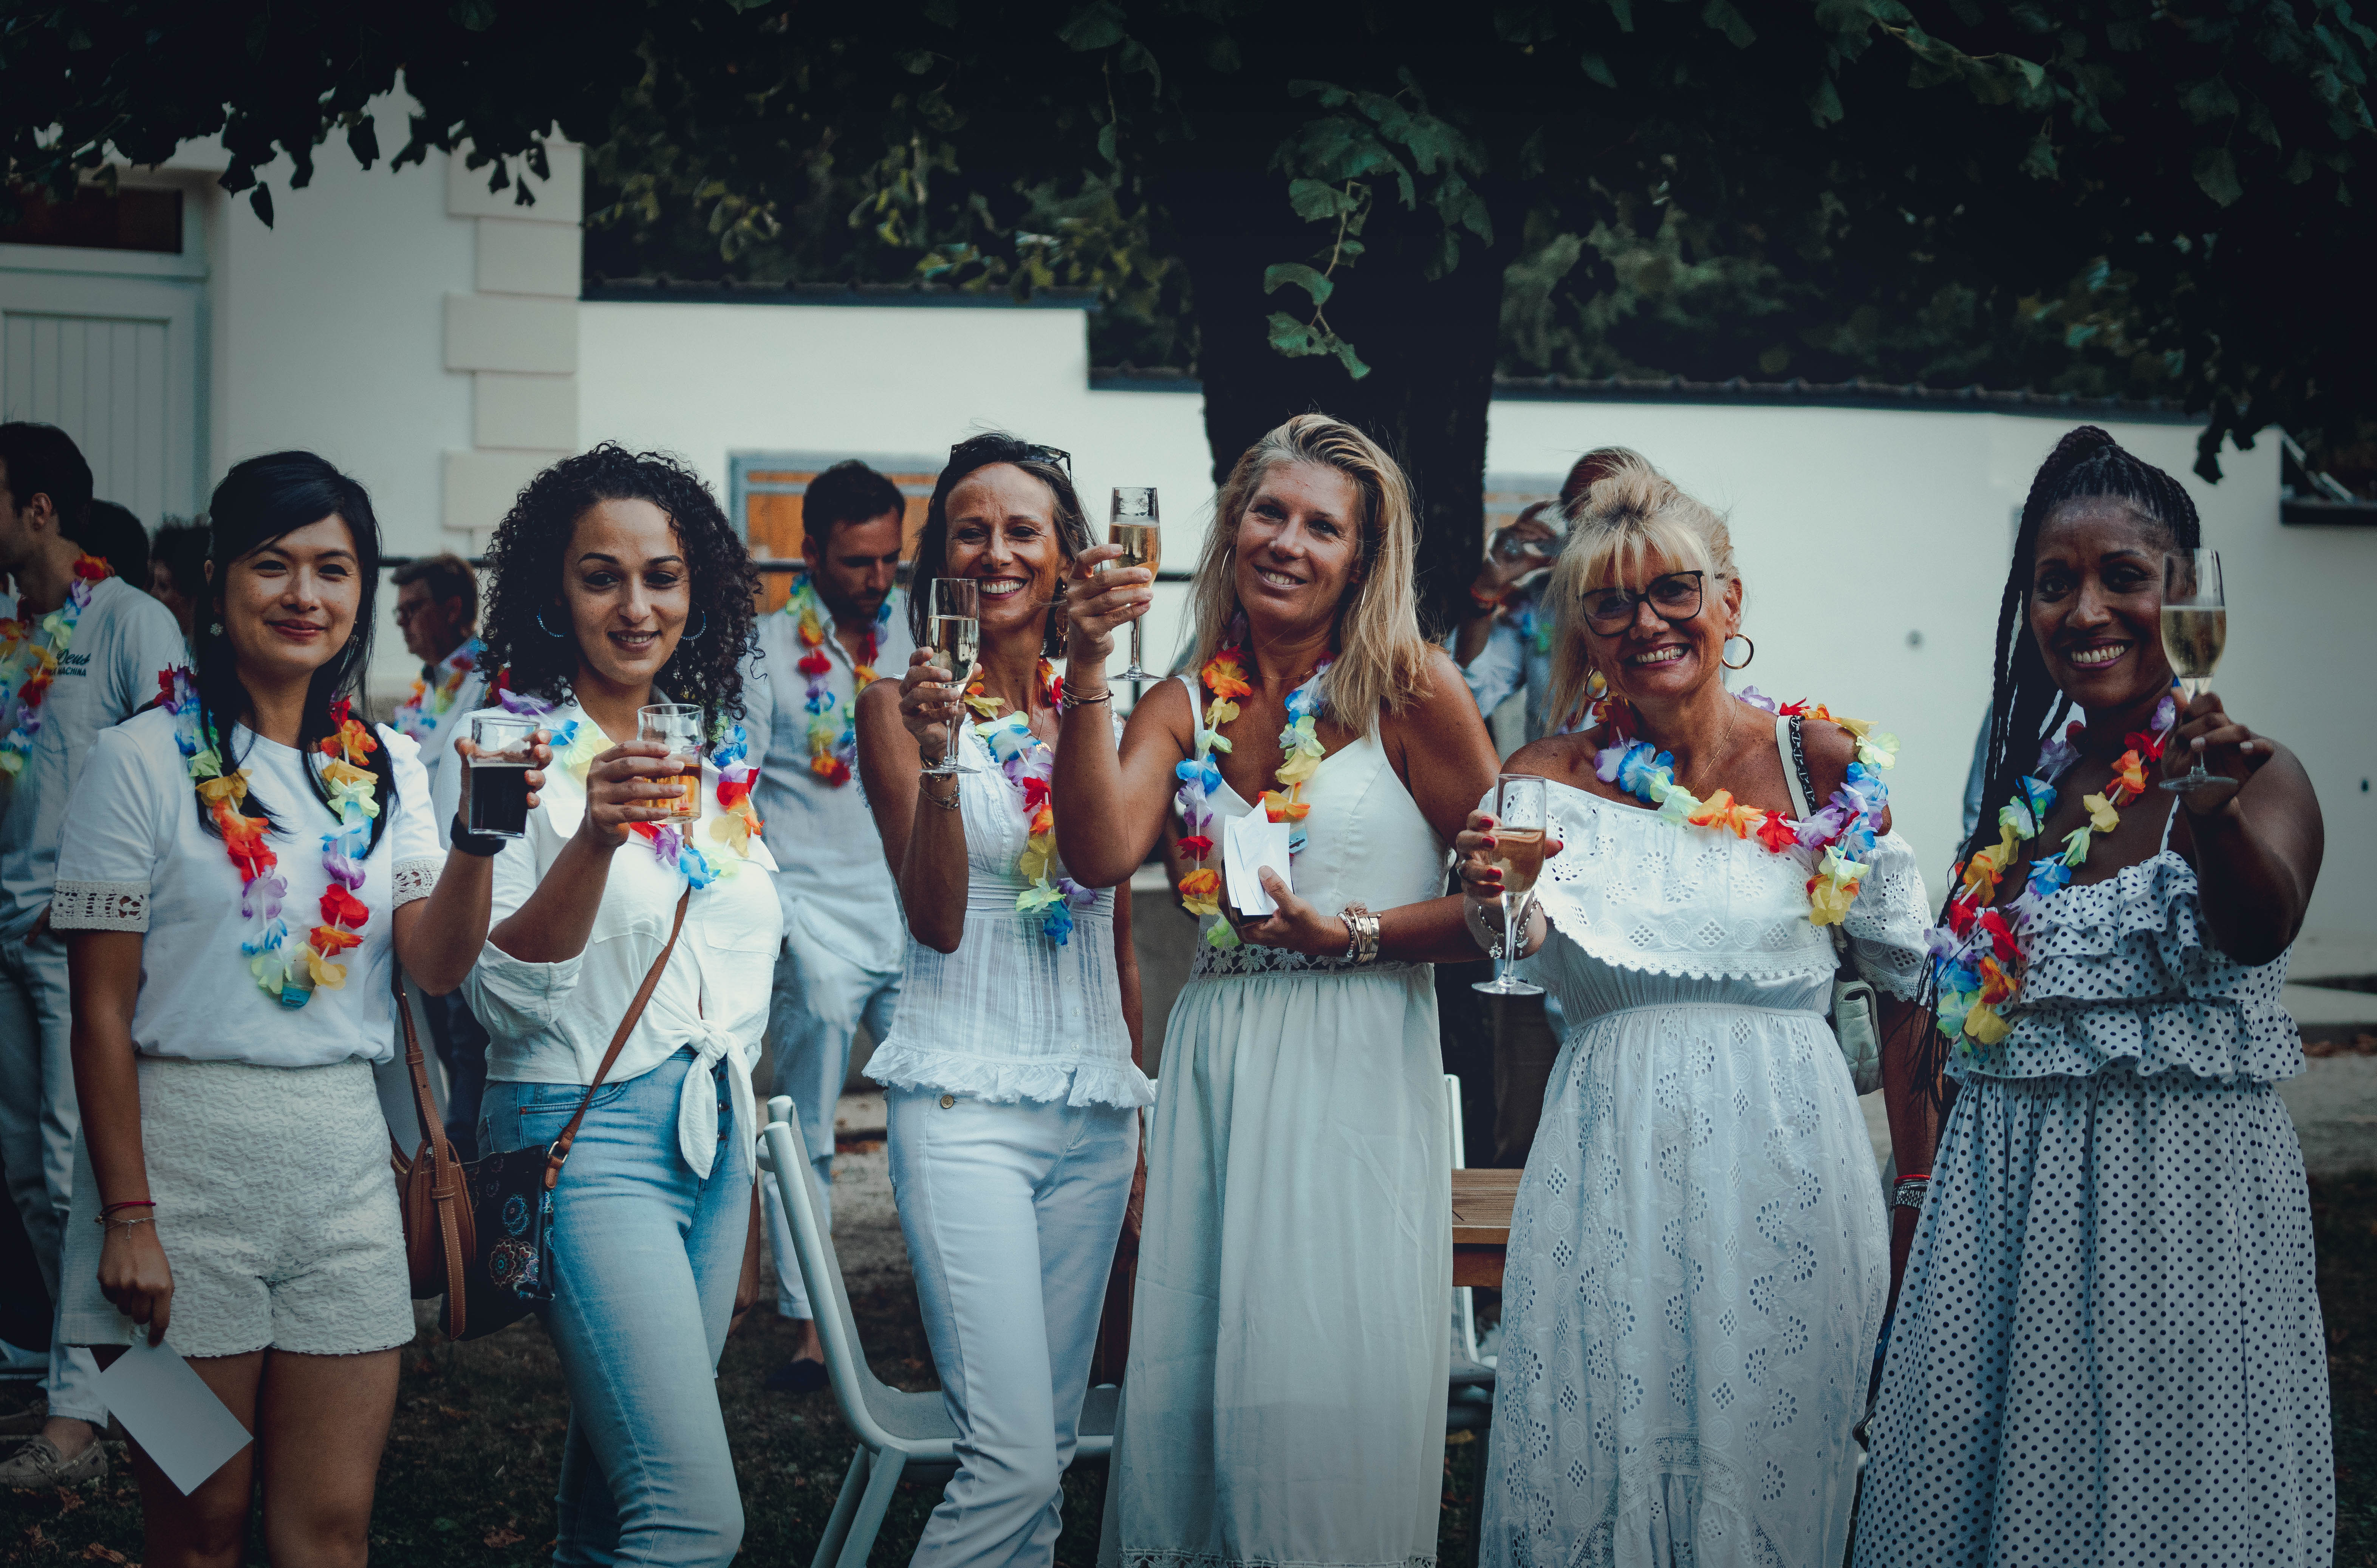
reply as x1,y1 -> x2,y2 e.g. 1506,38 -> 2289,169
0,576 -> 189,939
50,707 -> 443,1065
745,588 -> 912,972
460,697 -> 784,1177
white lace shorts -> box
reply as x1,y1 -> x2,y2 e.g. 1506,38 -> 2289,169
60,1055 -> 414,1359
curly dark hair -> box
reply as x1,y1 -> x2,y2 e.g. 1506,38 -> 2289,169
479,445 -> 758,734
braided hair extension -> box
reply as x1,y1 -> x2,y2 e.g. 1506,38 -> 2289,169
192,452 -> 398,854
480,445 -> 759,735
1961,424 -> 2204,873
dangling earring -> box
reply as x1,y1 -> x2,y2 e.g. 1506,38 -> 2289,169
209,621 -> 224,638
536,608 -> 567,639
680,611 -> 708,642
1722,634 -> 1755,671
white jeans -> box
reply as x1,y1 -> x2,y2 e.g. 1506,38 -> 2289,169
888,1088 -> 1137,1568
0,933 -> 104,1424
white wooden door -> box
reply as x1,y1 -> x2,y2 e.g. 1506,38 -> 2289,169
0,271 -> 202,521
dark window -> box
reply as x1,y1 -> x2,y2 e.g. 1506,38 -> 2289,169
0,186 -> 182,254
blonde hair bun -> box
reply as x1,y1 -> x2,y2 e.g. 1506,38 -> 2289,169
1544,455 -> 1735,728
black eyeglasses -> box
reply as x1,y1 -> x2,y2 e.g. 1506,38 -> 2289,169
949,439 -> 1071,475
1581,571 -> 1706,633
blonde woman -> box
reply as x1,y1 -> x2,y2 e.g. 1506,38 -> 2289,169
1455,458 -> 1935,1566
1054,414 -> 1500,1567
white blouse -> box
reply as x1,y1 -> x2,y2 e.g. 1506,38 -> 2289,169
864,718 -> 1150,1109
50,707 -> 443,1067
459,699 -> 784,1178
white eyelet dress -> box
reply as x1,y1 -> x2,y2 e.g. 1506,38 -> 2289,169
1478,780 -> 1931,1568
1853,830 -> 2333,1566
1105,687 -> 1453,1568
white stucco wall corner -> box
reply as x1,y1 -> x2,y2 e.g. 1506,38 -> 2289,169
474,372 -> 578,450
444,447 -> 565,546
446,141 -> 584,225
444,291 -> 578,374
475,218 -> 580,297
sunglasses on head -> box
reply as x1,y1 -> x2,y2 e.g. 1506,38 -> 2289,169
950,439 -> 1071,475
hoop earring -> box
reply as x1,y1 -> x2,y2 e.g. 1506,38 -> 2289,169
1722,634 -> 1755,671
536,609 -> 567,639
681,611 -> 708,642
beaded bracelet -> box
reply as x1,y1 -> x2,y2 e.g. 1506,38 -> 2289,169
1891,1174 -> 1931,1212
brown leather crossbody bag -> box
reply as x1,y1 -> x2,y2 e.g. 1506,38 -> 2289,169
392,888 -> 691,1339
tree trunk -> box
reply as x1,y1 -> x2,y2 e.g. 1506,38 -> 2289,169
1161,170 -> 1512,640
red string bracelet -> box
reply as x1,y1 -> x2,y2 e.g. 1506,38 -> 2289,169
101,1199 -> 156,1215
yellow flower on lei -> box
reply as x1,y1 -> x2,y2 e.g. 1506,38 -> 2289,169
1178,866 -> 1221,919
2083,792 -> 2120,833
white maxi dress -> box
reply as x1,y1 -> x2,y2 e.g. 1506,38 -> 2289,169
1479,781 -> 1930,1568
1105,699 -> 1453,1568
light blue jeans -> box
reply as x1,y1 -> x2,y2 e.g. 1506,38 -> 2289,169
765,935 -> 899,1319
483,1048 -> 749,1568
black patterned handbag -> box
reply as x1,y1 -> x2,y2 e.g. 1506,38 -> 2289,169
393,890 -> 691,1340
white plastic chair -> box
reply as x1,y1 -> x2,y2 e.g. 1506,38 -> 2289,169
1444,1073 -> 1497,1432
757,1094 -> 1117,1568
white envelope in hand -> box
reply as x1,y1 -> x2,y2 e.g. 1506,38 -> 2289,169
95,1336 -> 254,1495
1224,809 -> 1294,917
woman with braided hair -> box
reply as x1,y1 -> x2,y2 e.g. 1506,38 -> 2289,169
1854,427 -> 2331,1566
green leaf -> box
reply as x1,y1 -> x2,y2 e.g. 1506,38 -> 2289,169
1264,261 -> 1334,305
1701,0 -> 1756,48
901,51 -> 934,75
1580,52 -> 1617,88
1058,3 -> 1126,51
1332,339 -> 1372,379
250,184 -> 274,227
1266,312 -> 1323,356
2179,77 -> 2239,125
346,115 -> 380,169
448,0 -> 497,31
1096,121 -> 1118,164
1606,0 -> 1634,30
922,0 -> 958,23
1288,178 -> 1357,221
1806,75 -> 1843,124
2193,146 -> 2244,207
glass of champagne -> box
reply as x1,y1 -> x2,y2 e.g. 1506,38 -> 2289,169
2159,548 -> 2230,793
1472,773 -> 1551,997
636,703 -> 704,823
1104,486 -> 1160,682
923,578 -> 980,778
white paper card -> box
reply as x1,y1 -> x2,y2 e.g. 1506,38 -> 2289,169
1224,810 -> 1293,917
96,1336 -> 252,1495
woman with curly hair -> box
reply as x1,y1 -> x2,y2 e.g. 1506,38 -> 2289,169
457,444 -> 777,1567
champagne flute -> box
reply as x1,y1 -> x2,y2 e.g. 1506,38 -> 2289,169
1472,773 -> 1550,997
923,578 -> 980,779
1104,486 -> 1161,682
2158,548 -> 2230,793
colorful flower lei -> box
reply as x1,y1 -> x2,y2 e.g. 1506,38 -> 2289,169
0,553 -> 111,776
964,659 -> 1097,945
787,573 -> 889,787
495,689 -> 761,889
1925,688 -> 2179,1049
1173,629 -> 1332,948
159,667 -> 381,1009
392,637 -> 483,742
1584,675 -> 1900,926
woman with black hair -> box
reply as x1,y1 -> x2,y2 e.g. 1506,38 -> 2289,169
1855,428 -> 2331,1566
458,443 -> 775,1567
853,433 -> 1147,1562
50,451 -> 514,1564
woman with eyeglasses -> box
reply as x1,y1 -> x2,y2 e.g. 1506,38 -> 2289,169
852,434 -> 1148,1563
1055,414 -> 1500,1568
1455,456 -> 1935,1568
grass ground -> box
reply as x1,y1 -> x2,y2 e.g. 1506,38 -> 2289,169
0,1178 -> 2362,1567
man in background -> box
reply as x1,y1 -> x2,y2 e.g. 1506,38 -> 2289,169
0,424 -> 184,1486
746,461 -> 911,1392
392,552 -> 492,1157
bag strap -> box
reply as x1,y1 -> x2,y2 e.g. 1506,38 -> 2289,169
392,968 -> 471,1334
1773,713 -> 1853,966
541,886 -> 693,1191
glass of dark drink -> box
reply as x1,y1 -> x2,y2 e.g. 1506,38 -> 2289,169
466,715 -> 539,839
636,703 -> 704,823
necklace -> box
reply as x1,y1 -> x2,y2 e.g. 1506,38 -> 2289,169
964,659 -> 1094,945
0,554 -> 112,776
1927,689 -> 2178,1049
161,667 -> 381,1009
496,689 -> 762,887
1173,634 -> 1332,947
1584,675 -> 1900,926
787,574 -> 888,787
392,638 -> 482,742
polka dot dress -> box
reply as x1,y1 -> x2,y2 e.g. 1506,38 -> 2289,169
1854,852 -> 2333,1568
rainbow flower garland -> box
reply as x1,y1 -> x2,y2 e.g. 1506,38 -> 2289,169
1926,690 -> 2178,1049
1173,631 -> 1332,949
1585,675 -> 1900,926
787,574 -> 888,787
0,554 -> 111,776
495,689 -> 762,889
161,667 -> 381,1009
965,659 -> 1097,945
392,638 -> 483,742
